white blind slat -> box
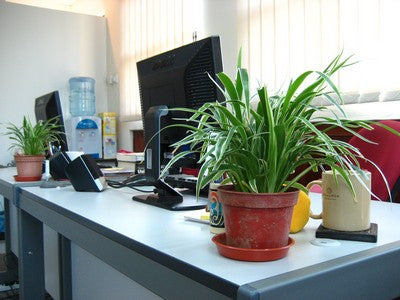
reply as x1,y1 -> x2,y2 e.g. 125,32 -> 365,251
238,0 -> 400,105
119,0 -> 194,119
261,0 -> 276,91
120,0 -> 400,119
274,0 -> 289,91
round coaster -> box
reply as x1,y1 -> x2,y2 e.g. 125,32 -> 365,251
310,238 -> 341,247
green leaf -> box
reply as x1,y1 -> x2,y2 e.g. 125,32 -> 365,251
217,72 -> 239,101
237,47 -> 242,69
153,50 -> 392,196
282,70 -> 313,115
238,68 -> 250,111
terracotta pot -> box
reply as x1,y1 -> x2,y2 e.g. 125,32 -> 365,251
14,154 -> 45,178
217,185 -> 299,249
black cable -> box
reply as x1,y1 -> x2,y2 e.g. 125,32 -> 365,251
106,179 -> 154,193
106,180 -> 125,188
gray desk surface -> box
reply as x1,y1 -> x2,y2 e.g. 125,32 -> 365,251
16,182 -> 400,299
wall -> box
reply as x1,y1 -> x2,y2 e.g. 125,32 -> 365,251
203,0 -> 238,79
0,0 -> 107,165
104,0 -> 137,151
104,0 -> 120,115
6,0 -> 106,16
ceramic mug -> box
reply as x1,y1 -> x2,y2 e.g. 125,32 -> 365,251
307,170 -> 371,231
208,183 -> 225,234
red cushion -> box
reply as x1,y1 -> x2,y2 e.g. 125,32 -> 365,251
348,120 -> 400,201
309,184 -> 322,194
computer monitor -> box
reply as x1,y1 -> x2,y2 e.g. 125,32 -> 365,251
137,36 -> 223,146
132,36 -> 224,210
35,91 -> 68,153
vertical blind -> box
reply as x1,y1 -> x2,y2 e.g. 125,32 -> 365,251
119,0 -> 202,120
119,0 -> 400,119
237,0 -> 400,105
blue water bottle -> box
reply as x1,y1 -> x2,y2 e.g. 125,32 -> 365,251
69,77 -> 96,116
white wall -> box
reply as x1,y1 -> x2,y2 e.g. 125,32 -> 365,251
7,0 -> 106,16
0,0 -> 107,165
203,0 -> 238,79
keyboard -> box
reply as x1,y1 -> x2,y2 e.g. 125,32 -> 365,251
164,174 -> 208,195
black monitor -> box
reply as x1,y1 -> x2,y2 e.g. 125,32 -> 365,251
35,91 -> 68,153
137,36 -> 223,146
132,36 -> 223,210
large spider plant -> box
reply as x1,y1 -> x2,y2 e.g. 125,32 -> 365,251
5,116 -> 62,155
160,51 -> 395,197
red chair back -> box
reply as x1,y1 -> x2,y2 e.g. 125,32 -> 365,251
348,120 -> 400,202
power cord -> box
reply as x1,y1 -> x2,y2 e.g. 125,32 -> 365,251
0,161 -> 16,168
106,174 -> 156,193
107,180 -> 152,193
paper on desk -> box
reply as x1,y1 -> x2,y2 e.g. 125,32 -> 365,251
184,209 -> 210,224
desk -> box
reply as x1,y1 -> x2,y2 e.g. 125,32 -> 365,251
0,168 -> 64,298
0,167 -> 36,285
14,183 -> 400,299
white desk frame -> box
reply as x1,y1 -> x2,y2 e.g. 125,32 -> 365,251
0,167 -> 39,286
4,177 -> 400,299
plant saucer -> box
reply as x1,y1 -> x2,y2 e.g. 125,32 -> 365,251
14,175 -> 42,182
212,233 -> 295,262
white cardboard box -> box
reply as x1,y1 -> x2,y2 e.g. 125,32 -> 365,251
116,152 -> 144,162
115,161 -> 136,172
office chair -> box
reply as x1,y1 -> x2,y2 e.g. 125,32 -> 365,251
348,120 -> 400,202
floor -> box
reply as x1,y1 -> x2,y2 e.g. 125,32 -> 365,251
0,285 -> 18,299
0,241 -> 54,299
0,240 -> 18,299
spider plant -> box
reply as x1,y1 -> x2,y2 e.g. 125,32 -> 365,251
5,116 -> 62,155
160,51 -> 392,197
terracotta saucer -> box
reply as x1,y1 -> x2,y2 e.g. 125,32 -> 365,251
14,175 -> 42,182
212,233 -> 295,262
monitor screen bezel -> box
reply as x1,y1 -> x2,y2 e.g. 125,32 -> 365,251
34,90 -> 68,153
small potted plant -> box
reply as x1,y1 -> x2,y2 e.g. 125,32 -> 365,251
161,51 -> 395,260
5,116 -> 61,181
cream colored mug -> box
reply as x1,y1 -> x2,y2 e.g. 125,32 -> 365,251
307,170 -> 371,231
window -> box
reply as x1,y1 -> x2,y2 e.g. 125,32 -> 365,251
237,0 -> 400,105
119,0 -> 203,121
118,0 -> 400,121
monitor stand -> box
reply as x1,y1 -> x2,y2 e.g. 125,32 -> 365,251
132,180 -> 207,211
133,194 -> 207,211
131,105 -> 207,211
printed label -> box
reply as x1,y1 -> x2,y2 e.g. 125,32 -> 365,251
209,188 -> 224,228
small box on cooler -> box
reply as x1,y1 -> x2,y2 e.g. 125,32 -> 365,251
99,112 -> 116,135
99,112 -> 117,159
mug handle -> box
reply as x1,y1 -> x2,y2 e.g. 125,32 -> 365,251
306,180 -> 323,220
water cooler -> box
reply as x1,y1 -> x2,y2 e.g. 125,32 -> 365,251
67,77 -> 102,158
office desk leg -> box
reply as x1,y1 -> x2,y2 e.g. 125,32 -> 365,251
18,209 -> 45,299
59,235 -> 72,300
0,197 -> 18,284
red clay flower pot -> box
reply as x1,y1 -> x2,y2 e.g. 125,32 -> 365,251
217,185 -> 299,249
15,154 -> 45,179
